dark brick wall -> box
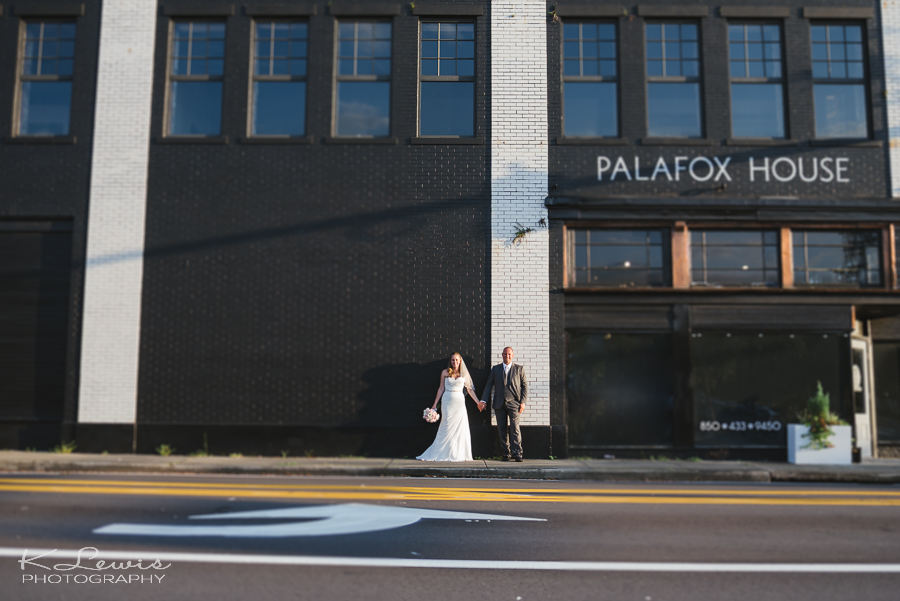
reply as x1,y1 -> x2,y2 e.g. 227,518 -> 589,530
137,1 -> 494,457
0,1 -> 101,429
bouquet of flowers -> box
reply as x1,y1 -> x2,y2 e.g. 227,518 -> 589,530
422,408 -> 440,423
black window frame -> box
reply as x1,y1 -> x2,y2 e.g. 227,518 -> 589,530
249,18 -> 309,138
164,19 -> 227,138
727,20 -> 787,139
14,19 -> 77,137
690,229 -> 781,288
560,19 -> 619,139
333,19 -> 393,138
567,228 -> 671,288
417,18 -> 476,138
792,229 -> 883,288
810,20 -> 871,140
644,20 -> 704,138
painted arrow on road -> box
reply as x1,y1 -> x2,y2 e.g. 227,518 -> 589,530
93,503 -> 545,538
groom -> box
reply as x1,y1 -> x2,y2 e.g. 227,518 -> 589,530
481,347 -> 527,462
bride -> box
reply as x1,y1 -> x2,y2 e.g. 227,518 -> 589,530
417,353 -> 485,461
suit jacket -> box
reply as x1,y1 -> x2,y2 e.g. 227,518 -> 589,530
481,363 -> 528,410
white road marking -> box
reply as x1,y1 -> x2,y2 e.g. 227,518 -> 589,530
92,503 -> 543,538
2,548 -> 900,573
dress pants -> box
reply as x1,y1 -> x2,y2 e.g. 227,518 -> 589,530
495,402 -> 523,459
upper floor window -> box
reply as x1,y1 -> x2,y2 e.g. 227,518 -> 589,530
646,22 -> 701,137
335,21 -> 391,137
811,23 -> 868,139
691,230 -> 780,287
569,229 -> 670,287
728,23 -> 785,139
793,230 -> 881,287
17,21 -> 75,136
168,21 -> 225,136
251,21 -> 307,136
562,21 -> 617,138
419,21 -> 475,136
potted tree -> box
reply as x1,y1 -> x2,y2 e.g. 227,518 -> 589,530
787,382 -> 852,465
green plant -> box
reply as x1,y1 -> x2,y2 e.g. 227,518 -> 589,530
155,444 -> 175,457
512,222 -> 535,244
229,452 -> 243,458
25,447 -> 36,452
304,449 -> 315,458
52,441 -> 77,454
798,381 -> 849,450
281,450 -> 290,458
190,433 -> 210,457
101,450 -> 109,456
688,456 -> 702,462
548,455 -> 557,460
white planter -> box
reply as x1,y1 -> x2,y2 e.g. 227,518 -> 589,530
787,424 -> 852,465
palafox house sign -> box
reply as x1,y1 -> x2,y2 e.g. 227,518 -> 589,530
598,154 -> 851,183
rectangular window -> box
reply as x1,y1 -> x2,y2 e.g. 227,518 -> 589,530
646,22 -> 702,137
17,21 -> 76,136
569,229 -> 670,287
691,230 -> 780,287
728,23 -> 785,138
811,23 -> 868,139
168,21 -> 225,136
562,21 -> 617,137
793,230 -> 882,287
251,21 -> 307,136
419,21 -> 474,136
336,21 -> 391,137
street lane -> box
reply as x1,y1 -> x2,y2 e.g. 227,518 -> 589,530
2,473 -> 900,600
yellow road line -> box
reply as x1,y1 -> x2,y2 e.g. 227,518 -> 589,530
1,477 -> 899,498
2,482 -> 900,506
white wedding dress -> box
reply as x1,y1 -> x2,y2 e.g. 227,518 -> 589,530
417,377 -> 473,461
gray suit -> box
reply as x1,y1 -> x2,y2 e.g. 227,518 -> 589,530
481,363 -> 527,459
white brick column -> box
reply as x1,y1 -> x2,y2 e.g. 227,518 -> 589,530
884,1 -> 900,197
78,1 -> 157,423
490,0 -> 549,426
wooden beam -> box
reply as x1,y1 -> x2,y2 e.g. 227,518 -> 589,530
887,224 -> 898,290
780,227 -> 794,288
672,221 -> 690,288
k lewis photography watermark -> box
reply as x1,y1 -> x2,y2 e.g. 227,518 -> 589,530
18,547 -> 170,585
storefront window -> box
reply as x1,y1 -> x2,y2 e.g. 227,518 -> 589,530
569,229 -> 670,287
692,332 -> 843,447
691,230 -> 779,287
567,332 -> 674,447
562,21 -> 618,137
874,342 -> 900,443
793,230 -> 881,287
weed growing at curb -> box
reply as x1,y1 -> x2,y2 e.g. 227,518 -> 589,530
51,441 -> 77,454
156,444 -> 175,457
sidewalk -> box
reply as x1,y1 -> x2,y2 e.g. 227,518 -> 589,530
2,451 -> 900,483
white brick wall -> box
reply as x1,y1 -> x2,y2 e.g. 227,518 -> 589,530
78,1 -> 157,423
884,1 -> 900,196
490,0 -> 550,426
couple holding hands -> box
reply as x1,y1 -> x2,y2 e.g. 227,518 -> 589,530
417,347 -> 527,463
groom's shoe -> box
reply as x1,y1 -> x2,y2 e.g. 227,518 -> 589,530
514,457 -> 523,462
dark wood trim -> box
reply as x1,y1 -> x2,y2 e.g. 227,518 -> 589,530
671,221 -> 690,289
329,3 -> 400,16
162,4 -> 235,16
410,136 -> 484,145
809,139 -> 883,148
725,138 -> 799,147
323,136 -> 400,145
637,5 -> 708,18
802,7 -> 874,20
554,5 -> 627,17
641,137 -> 715,146
0,220 -> 74,232
885,224 -> 897,290
780,227 -> 794,289
719,6 -> 790,18
12,3 -> 84,16
691,304 -> 853,330
4,135 -> 76,145
243,3 -> 317,16
412,4 -> 484,16
556,137 -> 628,146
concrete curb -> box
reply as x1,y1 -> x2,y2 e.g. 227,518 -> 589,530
2,452 -> 900,483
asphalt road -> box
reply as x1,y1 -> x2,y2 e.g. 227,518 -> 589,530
1,473 -> 899,601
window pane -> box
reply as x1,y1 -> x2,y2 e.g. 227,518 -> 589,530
814,84 -> 867,139
731,83 -> 784,138
794,230 -> 882,287
647,82 -> 701,137
420,81 -> 474,136
569,229 -> 669,287
169,81 -> 222,135
252,81 -> 306,136
563,82 -> 617,137
18,81 -> 71,135
691,230 -> 779,287
693,334 -> 842,447
567,332 -> 675,446
336,81 -> 390,136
